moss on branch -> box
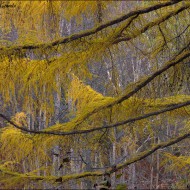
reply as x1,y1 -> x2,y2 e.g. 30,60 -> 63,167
1,130 -> 190,183
0,1 -> 181,53
1,49 -> 190,136
114,3 -> 190,44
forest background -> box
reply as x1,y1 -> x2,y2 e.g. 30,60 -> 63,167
0,0 -> 190,189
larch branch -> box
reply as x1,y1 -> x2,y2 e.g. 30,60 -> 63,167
114,4 -> 190,44
0,0 -> 181,52
65,47 -> 190,128
1,96 -> 190,136
1,129 -> 190,183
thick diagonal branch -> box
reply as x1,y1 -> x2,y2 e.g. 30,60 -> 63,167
114,4 -> 190,44
1,129 -> 190,183
66,47 -> 190,128
0,49 -> 190,136
107,131 -> 190,174
0,0 -> 181,52
1,96 -> 190,136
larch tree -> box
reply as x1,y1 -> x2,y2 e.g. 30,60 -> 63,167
0,1 -> 190,189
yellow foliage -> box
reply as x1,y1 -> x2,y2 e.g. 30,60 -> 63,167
163,152 -> 190,172
0,1 -> 63,44
0,127 -> 33,162
13,112 -> 27,128
69,75 -> 105,113
63,1 -> 109,22
0,1 -> 190,187
0,1 -> 111,46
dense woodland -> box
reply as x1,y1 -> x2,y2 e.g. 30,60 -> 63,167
0,0 -> 190,189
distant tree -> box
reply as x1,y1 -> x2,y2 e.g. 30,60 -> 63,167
0,1 -> 190,189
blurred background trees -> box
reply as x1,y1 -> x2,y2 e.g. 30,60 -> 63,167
0,1 -> 190,189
